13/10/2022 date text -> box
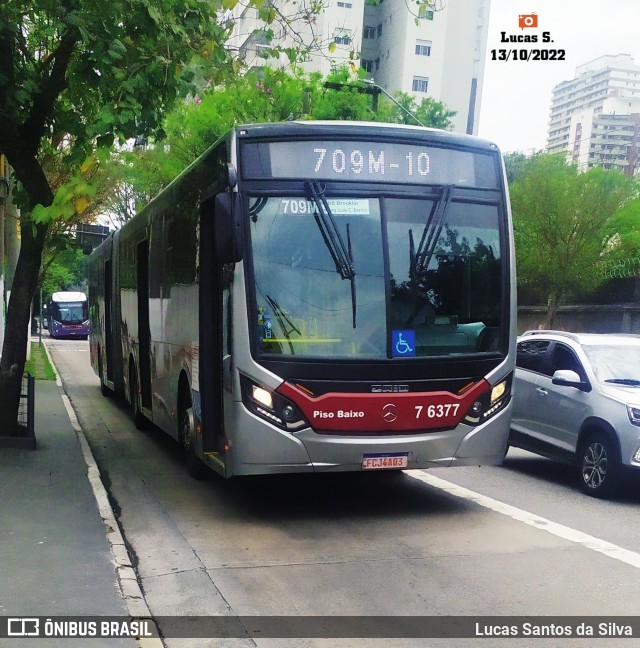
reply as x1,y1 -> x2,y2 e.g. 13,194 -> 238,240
491,49 -> 565,62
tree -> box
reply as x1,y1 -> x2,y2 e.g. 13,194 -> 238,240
39,235 -> 88,300
508,153 -> 638,327
503,150 -> 543,184
0,0 -> 299,434
377,91 -> 456,129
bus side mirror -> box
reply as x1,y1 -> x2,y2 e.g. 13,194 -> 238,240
214,192 -> 244,263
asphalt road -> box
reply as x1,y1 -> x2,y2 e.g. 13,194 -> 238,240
47,338 -> 640,648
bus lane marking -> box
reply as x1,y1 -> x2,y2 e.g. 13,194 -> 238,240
407,470 -> 640,570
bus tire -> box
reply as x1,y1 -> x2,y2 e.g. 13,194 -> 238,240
179,389 -> 207,480
129,361 -> 147,430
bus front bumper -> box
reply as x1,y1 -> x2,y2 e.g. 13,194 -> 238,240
228,402 -> 512,476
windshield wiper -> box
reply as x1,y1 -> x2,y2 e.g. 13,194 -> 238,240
413,184 -> 454,276
265,294 -> 301,354
304,180 -> 357,328
404,185 -> 454,327
604,378 -> 640,386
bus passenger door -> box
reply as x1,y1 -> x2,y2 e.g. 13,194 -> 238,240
198,195 -> 227,461
137,240 -> 152,412
104,259 -> 113,383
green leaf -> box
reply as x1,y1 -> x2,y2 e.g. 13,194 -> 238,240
258,6 -> 276,23
31,204 -> 51,224
147,6 -> 162,23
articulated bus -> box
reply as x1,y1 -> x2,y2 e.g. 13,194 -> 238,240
47,291 -> 90,339
88,121 -> 516,478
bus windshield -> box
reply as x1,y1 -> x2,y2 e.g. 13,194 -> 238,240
51,301 -> 88,324
249,191 -> 503,359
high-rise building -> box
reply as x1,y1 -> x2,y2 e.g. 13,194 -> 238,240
228,0 -> 492,135
547,53 -> 640,174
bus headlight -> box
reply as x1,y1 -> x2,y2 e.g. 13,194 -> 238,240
240,374 -> 308,432
463,375 -> 512,426
491,381 -> 506,402
252,385 -> 273,409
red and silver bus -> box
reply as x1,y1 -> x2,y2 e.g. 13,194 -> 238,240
88,121 -> 516,478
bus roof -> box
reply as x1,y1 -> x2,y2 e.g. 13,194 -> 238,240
234,121 -> 501,152
51,291 -> 87,302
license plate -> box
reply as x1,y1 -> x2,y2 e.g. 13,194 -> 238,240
362,453 -> 408,470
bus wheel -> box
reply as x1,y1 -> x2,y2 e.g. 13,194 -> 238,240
179,392 -> 207,480
129,362 -> 147,430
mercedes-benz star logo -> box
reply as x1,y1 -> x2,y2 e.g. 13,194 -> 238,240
382,403 -> 398,423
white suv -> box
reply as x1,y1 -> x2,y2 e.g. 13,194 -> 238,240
510,331 -> 640,498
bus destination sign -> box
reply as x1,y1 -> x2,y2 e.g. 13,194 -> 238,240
241,140 -> 498,187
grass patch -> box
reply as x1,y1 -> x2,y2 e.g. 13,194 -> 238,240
24,342 -> 57,381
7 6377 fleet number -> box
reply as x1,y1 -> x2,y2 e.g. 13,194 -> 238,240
415,403 -> 460,419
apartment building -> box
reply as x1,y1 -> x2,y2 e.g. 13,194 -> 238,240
547,53 -> 640,174
228,1 -> 366,76
229,0 -> 491,135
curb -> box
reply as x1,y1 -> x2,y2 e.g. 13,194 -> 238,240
44,339 -> 164,648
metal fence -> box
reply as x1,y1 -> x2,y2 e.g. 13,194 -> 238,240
18,373 -> 35,439
601,257 -> 640,279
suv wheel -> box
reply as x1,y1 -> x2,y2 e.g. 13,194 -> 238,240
578,432 -> 620,498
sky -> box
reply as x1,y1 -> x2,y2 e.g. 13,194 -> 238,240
477,0 -> 640,153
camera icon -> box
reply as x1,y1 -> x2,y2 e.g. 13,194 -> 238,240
518,13 -> 538,29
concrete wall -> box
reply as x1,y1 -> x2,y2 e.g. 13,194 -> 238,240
518,304 -> 640,336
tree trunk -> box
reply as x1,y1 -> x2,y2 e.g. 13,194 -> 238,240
0,221 -> 47,435
544,290 -> 563,330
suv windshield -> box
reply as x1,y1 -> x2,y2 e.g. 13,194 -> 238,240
249,192 -> 503,359
583,344 -> 640,385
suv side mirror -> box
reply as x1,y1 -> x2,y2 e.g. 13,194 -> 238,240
552,369 -> 591,392
213,192 -> 244,263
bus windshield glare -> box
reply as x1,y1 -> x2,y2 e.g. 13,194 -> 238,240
51,301 -> 88,324
250,191 -> 503,359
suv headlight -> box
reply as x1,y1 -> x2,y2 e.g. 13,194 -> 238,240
627,405 -> 640,427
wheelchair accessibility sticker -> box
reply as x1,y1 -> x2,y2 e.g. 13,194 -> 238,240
392,330 -> 416,357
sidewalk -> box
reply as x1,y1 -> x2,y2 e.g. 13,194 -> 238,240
0,377 -> 143,645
